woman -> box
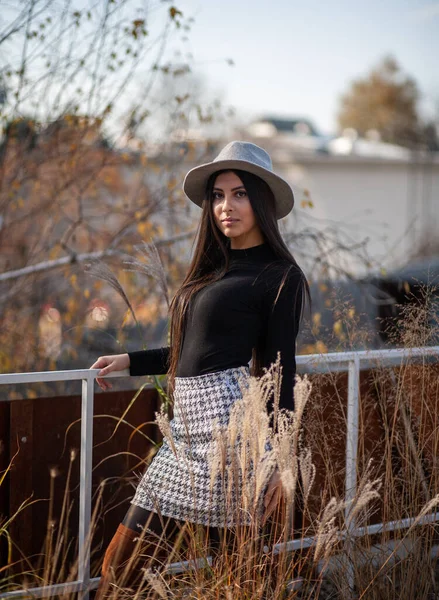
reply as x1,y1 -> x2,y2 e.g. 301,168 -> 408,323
90,140 -> 309,597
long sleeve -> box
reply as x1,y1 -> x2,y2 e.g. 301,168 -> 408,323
262,266 -> 303,414
128,346 -> 170,376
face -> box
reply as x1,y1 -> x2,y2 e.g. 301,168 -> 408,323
211,171 -> 264,249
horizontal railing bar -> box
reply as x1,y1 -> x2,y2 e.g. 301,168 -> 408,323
297,346 -> 439,364
165,555 -> 213,574
351,509 -> 439,537
0,580 -> 87,598
315,543 -> 439,576
267,510 -> 439,555
1,347 -> 438,387
296,346 -> 439,374
0,368 -> 142,386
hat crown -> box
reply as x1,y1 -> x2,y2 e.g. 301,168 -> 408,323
213,141 -> 273,172
183,139 -> 294,219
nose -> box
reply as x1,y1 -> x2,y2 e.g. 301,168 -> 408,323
221,192 -> 234,213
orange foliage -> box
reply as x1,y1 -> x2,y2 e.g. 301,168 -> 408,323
0,116 -> 175,382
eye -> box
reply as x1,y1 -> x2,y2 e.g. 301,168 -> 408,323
236,190 -> 247,198
212,191 -> 223,201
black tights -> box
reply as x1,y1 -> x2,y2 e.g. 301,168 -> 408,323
121,501 -> 303,550
121,504 -> 223,554
96,505 -> 304,600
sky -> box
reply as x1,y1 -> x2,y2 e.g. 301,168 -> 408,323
173,0 -> 439,135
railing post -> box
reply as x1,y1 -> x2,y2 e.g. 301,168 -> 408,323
344,355 -> 360,596
345,356 -> 360,519
78,375 -> 94,600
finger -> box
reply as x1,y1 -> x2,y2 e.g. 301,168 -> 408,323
262,497 -> 275,525
89,357 -> 107,370
264,487 -> 275,508
96,378 -> 105,390
264,492 -> 279,517
263,477 -> 281,507
97,363 -> 113,377
262,502 -> 276,526
263,489 -> 282,523
96,377 -> 106,388
96,376 -> 111,391
262,504 -> 275,526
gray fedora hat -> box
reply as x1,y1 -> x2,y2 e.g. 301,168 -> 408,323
183,140 -> 294,220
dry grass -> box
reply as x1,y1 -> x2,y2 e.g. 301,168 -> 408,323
300,286 -> 439,599
2,275 -> 439,598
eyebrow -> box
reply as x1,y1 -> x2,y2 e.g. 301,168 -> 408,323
213,185 -> 246,192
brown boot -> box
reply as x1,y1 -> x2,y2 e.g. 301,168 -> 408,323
95,523 -> 140,600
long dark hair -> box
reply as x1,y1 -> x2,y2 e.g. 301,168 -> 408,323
166,168 -> 310,399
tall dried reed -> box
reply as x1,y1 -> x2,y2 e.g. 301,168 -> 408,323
3,250 -> 439,598
301,286 -> 439,599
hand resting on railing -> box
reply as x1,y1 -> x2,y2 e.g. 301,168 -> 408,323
89,353 -> 130,391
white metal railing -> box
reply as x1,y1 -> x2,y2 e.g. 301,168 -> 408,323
0,346 -> 438,599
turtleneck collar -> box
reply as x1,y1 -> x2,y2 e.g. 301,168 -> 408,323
228,241 -> 276,263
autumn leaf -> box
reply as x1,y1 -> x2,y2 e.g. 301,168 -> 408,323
315,340 -> 328,354
169,7 -> 183,20
312,312 -> 321,327
301,199 -> 314,209
333,320 -> 343,337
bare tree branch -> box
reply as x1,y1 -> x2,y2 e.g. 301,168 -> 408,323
0,228 -> 197,283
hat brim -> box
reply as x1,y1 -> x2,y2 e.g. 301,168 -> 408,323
183,158 -> 294,220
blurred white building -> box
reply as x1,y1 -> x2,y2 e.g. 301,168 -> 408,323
129,115 -> 439,276
240,116 -> 439,274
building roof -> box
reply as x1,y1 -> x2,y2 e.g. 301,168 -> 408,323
250,115 -> 320,137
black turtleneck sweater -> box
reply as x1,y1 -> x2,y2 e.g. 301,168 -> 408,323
128,242 -> 303,412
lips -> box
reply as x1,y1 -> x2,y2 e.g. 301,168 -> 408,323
222,219 -> 238,223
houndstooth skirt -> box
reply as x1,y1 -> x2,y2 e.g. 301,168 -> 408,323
130,365 -> 255,528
